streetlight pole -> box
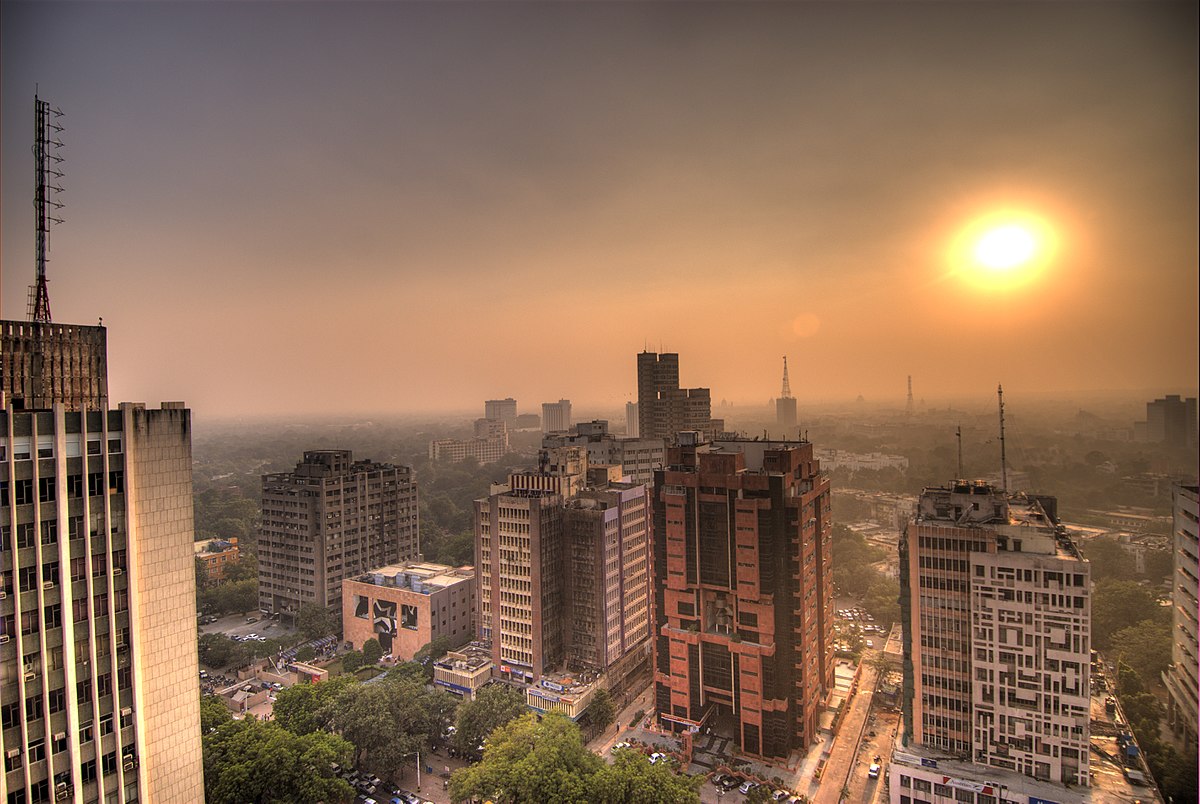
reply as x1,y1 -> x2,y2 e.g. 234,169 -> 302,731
416,750 -> 421,790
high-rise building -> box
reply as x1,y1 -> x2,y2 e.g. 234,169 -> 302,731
1141,394 -> 1198,448
542,420 -> 664,484
775,356 -> 797,435
474,447 -> 651,691
258,450 -> 419,622
625,402 -> 639,438
541,399 -> 572,433
1164,483 -> 1198,745
484,398 -> 517,425
428,419 -> 509,465
651,434 -> 833,759
898,482 -> 1091,786
1,320 -> 204,802
636,352 -> 718,444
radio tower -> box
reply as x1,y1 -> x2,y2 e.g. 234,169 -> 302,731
781,356 -> 793,399
906,375 -> 914,416
28,94 -> 65,324
776,356 -> 798,434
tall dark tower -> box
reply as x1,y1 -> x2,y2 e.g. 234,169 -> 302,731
29,94 -> 65,323
906,375 -> 914,416
776,356 -> 797,433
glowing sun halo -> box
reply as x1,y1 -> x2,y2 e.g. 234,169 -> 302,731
949,212 -> 1057,291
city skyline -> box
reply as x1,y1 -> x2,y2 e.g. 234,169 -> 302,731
2,2 -> 1196,418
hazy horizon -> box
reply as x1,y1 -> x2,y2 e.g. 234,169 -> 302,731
3,2 -> 1196,418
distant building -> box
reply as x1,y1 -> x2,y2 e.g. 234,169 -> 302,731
434,642 -> 494,700
636,351 -> 719,443
775,356 -> 797,435
2,319 -> 204,801
194,537 -> 241,583
1164,484 -> 1199,746
541,399 -> 572,433
625,401 -> 639,437
258,450 -> 419,622
342,561 -> 474,661
652,434 -> 833,759
816,448 -> 909,473
899,482 -> 1090,786
1137,394 -> 1198,448
484,397 -> 518,425
513,412 -> 540,430
428,419 -> 509,465
542,419 -> 665,484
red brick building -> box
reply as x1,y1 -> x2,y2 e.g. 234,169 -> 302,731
652,434 -> 833,759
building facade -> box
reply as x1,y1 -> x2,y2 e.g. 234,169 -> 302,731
1,321 -> 203,803
484,398 -> 517,425
652,435 -> 834,759
899,482 -> 1091,787
1141,394 -> 1198,448
1164,483 -> 1199,745
636,352 -> 717,444
341,561 -> 474,661
542,420 -> 665,484
257,450 -> 418,623
541,400 -> 572,434
193,537 -> 240,584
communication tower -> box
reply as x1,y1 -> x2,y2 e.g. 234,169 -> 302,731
28,94 -> 65,324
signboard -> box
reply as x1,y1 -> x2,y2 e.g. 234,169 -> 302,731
542,680 -> 565,692
920,758 -> 939,768
944,778 -> 991,794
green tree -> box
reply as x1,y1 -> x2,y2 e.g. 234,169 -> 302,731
745,784 -> 774,804
1092,580 -> 1166,648
449,713 -> 602,804
1109,619 -> 1172,684
588,748 -> 702,803
196,557 -> 210,592
361,638 -> 384,666
341,651 -> 364,673
388,661 -> 431,684
587,688 -> 615,733
416,635 -> 453,663
200,693 -> 232,734
862,576 -> 900,626
1081,538 -> 1139,582
295,645 -> 316,662
198,633 -> 252,669
453,683 -> 529,757
272,675 -> 358,736
297,603 -> 336,641
202,718 -> 353,804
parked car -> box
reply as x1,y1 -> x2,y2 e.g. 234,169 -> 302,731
868,763 -> 881,779
739,780 -> 759,794
772,790 -> 791,801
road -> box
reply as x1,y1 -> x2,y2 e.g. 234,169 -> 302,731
811,659 -> 879,804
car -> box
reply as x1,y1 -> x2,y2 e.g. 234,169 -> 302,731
246,616 -> 258,624
868,763 -> 881,779
613,741 -> 632,751
649,752 -> 666,764
772,790 -> 791,801
719,776 -> 741,791
739,780 -> 759,794
710,774 -> 729,786
865,639 -> 874,648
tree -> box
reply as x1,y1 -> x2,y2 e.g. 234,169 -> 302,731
202,718 -> 353,804
341,651 -> 364,673
1109,619 -> 1172,684
361,638 -> 384,666
588,748 -> 702,804
295,645 -> 316,662
297,603 -> 335,641
1092,580 -> 1166,648
1081,538 -> 1139,582
200,693 -> 232,734
320,676 -> 456,779
198,633 -> 252,669
272,675 -> 358,736
196,557 -> 210,592
416,634 -> 453,663
745,784 -> 774,804
453,683 -> 529,757
586,688 -> 615,733
449,713 -> 602,804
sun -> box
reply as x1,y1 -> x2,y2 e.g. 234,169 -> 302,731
948,211 -> 1057,291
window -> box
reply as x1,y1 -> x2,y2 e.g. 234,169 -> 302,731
67,474 -> 84,498
38,477 -> 56,503
40,521 -> 57,546
1,702 -> 19,729
108,471 -> 124,494
17,522 -> 36,548
25,694 -> 43,722
15,478 -> 34,505
48,688 -> 66,714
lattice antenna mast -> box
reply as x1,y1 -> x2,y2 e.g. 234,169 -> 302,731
780,356 -> 792,399
997,384 -> 1008,492
29,94 -> 65,324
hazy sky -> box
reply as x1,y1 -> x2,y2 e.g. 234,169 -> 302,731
2,2 -> 1196,418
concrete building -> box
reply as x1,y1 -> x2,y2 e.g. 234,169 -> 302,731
541,399 -> 572,434
1140,394 -> 1198,448
541,420 -> 665,484
1,320 -> 204,803
193,537 -> 240,584
429,420 -> 508,465
651,434 -> 834,759
433,642 -> 494,700
636,352 -> 719,444
625,402 -> 639,438
474,448 -> 651,693
1164,483 -> 1198,746
257,450 -> 419,623
341,561 -> 474,661
899,482 -> 1091,787
484,398 -> 517,425
816,448 -> 909,473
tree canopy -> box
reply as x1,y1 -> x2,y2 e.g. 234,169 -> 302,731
1092,580 -> 1167,648
272,675 -> 359,736
453,683 -> 529,757
297,603 -> 336,641
200,693 -> 232,734
202,718 -> 353,804
1109,619 -> 1172,685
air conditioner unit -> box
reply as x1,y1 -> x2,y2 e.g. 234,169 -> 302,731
0,589 -> 7,599
55,788 -> 70,802
5,748 -> 19,759
23,672 -> 36,682
112,568 -> 123,575
54,732 -> 66,742
120,707 -> 132,716
122,761 -> 135,772
0,635 -> 10,644
43,581 -> 54,589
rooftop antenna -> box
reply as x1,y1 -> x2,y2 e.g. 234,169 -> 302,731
906,375 -> 914,416
780,356 -> 793,399
28,94 -> 65,324
956,425 -> 963,479
997,384 -> 1008,492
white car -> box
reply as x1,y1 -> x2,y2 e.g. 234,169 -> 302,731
739,780 -> 759,794
649,752 -> 666,764
868,763 -> 881,779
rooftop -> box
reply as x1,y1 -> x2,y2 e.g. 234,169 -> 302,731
351,561 -> 473,593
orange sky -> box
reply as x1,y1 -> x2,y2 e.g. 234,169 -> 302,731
2,2 -> 1196,417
